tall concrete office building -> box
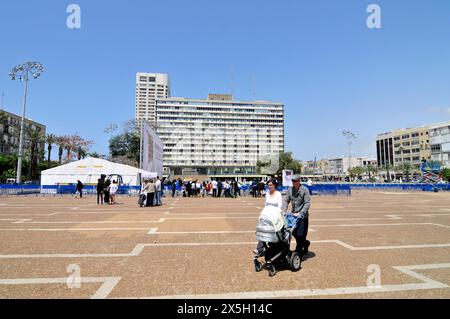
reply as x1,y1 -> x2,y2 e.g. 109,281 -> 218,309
155,94 -> 285,176
135,73 -> 170,126
376,126 -> 431,168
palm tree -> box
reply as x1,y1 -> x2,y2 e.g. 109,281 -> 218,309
45,133 -> 56,166
88,151 -> 102,159
397,162 -> 414,182
366,164 -> 378,181
75,138 -> 93,160
25,126 -> 45,180
382,163 -> 392,182
55,136 -> 68,164
64,135 -> 77,161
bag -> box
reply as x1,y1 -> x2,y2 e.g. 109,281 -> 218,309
138,193 -> 146,207
285,212 -> 300,229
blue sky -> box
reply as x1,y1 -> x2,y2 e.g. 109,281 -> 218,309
1,0 -> 449,161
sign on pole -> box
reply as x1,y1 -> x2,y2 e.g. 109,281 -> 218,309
282,169 -> 293,187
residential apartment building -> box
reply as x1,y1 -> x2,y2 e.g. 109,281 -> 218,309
329,157 -> 377,176
155,94 -> 284,176
305,159 -> 331,175
430,121 -> 450,168
135,73 -> 170,126
0,109 -> 46,157
376,126 -> 431,168
304,157 -> 377,176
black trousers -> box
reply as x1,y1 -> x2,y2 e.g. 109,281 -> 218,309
293,218 -> 309,255
77,189 -> 83,198
146,192 -> 155,207
97,191 -> 103,204
172,188 -> 176,197
104,191 -> 110,204
217,188 -> 222,197
213,189 -> 217,197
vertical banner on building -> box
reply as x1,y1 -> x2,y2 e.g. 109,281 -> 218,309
141,121 -> 164,177
282,169 -> 293,187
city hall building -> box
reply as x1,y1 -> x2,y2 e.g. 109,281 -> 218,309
155,94 -> 285,177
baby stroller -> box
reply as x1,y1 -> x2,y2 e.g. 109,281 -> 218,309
253,206 -> 302,277
138,192 -> 147,207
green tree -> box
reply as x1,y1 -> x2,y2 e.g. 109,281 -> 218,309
395,162 -> 416,182
109,131 -> 140,166
55,136 -> 67,164
257,151 -> 302,176
441,168 -> 450,182
45,133 -> 56,166
25,126 -> 45,181
382,163 -> 392,182
0,154 -> 17,182
366,164 -> 378,181
349,166 -> 365,181
88,151 -> 103,159
74,137 -> 93,160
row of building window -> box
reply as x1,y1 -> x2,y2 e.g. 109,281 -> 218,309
157,101 -> 282,109
156,108 -> 283,115
393,132 -> 428,141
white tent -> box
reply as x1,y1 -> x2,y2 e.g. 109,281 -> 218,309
40,157 -> 156,186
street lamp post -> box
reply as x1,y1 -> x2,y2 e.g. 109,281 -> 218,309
342,130 -> 356,180
9,62 -> 44,184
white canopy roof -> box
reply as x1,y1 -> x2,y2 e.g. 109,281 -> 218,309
40,157 -> 156,186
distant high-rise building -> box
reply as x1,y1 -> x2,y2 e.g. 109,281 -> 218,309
135,73 -> 170,126
155,94 -> 285,176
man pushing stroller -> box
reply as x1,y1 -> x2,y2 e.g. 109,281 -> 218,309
252,177 -> 310,276
282,174 -> 311,258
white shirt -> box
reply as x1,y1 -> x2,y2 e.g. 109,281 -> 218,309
211,181 -> 218,189
265,191 -> 282,209
155,180 -> 161,191
109,184 -> 119,195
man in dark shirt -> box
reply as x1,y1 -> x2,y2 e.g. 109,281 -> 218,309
96,178 -> 104,205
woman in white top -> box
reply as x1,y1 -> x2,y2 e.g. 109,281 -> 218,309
265,180 -> 283,209
254,179 -> 283,256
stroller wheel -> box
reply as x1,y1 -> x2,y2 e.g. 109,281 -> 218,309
254,260 -> 262,272
290,252 -> 302,271
268,263 -> 276,277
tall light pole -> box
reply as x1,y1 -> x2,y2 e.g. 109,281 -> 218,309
9,62 -> 44,184
342,130 -> 356,178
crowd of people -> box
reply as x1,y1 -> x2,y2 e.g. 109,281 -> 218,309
164,178 -> 278,199
94,175 -> 119,205
140,177 -> 163,207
